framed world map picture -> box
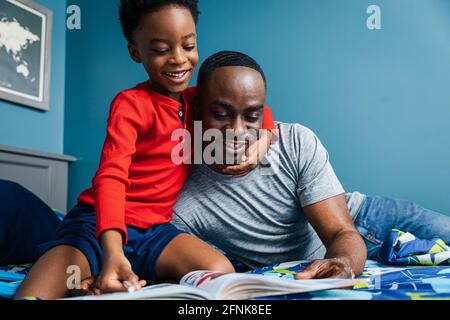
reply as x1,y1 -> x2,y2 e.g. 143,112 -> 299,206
0,0 -> 52,111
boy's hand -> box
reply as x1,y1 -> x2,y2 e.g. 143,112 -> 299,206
76,254 -> 146,296
94,251 -> 146,294
76,276 -> 100,296
222,129 -> 272,177
90,229 -> 147,294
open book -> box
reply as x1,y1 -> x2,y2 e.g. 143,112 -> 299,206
63,269 -> 366,300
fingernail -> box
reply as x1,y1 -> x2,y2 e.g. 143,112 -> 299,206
123,281 -> 139,293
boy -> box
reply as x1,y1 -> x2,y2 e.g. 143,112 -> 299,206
16,0 -> 275,299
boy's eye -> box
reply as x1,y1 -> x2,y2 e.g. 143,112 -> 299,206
153,48 -> 170,55
184,45 -> 196,52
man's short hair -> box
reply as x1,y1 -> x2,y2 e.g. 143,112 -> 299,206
197,51 -> 267,88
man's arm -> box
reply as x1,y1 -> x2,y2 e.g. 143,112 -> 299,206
295,194 -> 367,279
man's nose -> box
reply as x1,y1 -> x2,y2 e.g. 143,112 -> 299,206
228,117 -> 247,139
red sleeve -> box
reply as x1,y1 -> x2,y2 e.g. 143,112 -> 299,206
262,105 -> 275,130
262,105 -> 279,143
93,92 -> 150,245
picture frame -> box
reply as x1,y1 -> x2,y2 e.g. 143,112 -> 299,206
0,0 -> 53,111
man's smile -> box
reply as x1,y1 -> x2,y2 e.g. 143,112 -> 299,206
224,140 -> 247,155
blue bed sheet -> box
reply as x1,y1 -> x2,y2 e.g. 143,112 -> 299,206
250,260 -> 450,300
0,264 -> 30,300
1,260 -> 450,300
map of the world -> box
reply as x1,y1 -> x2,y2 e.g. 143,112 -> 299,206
0,0 -> 45,103
0,17 -> 40,81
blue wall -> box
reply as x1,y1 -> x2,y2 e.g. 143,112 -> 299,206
0,0 -> 67,154
64,0 -> 145,205
65,0 -> 450,214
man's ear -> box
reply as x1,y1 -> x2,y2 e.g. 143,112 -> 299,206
128,43 -> 142,64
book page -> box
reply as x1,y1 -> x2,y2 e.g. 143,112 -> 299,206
181,271 -> 366,300
61,283 -> 212,300
180,271 -> 236,299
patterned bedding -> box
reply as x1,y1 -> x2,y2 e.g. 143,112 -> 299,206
250,260 -> 450,300
2,228 -> 449,300
2,260 -> 450,300
0,264 -> 31,300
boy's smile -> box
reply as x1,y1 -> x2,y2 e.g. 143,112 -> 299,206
128,6 -> 198,102
163,70 -> 191,82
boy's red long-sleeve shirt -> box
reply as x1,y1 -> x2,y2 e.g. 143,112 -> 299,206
78,82 -> 276,244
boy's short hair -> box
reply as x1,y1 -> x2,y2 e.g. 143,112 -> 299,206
197,51 -> 267,89
119,0 -> 200,43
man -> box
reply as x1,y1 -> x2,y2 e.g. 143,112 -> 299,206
171,51 -> 450,279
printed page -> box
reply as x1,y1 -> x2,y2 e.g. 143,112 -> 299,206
181,271 -> 367,300
61,283 -> 212,300
180,271 -> 237,299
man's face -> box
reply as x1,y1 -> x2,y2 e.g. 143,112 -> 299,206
128,6 -> 199,101
196,66 -> 267,172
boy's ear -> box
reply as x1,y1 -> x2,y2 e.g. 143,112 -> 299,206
128,43 -> 142,64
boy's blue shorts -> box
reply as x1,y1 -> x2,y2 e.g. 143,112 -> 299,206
38,205 -> 186,284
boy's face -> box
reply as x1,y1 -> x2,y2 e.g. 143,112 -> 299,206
128,6 -> 198,100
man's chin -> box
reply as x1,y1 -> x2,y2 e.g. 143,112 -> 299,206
211,163 -> 256,178
212,163 -> 237,172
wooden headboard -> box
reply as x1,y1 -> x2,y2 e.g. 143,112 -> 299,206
0,145 -> 76,212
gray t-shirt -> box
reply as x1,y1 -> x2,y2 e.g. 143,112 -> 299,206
172,123 -> 366,269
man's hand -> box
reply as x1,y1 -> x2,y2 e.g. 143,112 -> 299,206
222,129 -> 272,177
294,258 -> 355,280
301,196 -> 367,278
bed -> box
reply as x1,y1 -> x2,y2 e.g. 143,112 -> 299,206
0,144 -> 76,213
1,260 -> 450,300
1,145 -> 449,300
251,260 -> 450,300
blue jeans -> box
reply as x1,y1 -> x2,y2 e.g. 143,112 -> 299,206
355,195 -> 450,260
